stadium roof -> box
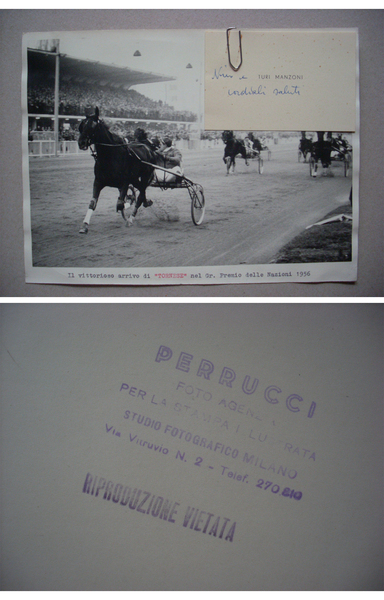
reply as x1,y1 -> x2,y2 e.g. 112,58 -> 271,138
28,48 -> 175,89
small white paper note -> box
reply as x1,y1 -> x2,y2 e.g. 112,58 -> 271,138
205,29 -> 358,131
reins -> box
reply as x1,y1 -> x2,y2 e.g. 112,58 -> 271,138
91,141 -> 129,148
126,145 -> 191,181
86,125 -> 186,179
91,140 -> 180,178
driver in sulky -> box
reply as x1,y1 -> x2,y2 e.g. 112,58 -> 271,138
155,137 -> 184,183
244,135 -> 254,157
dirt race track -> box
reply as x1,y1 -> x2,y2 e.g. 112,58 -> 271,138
29,138 -> 352,268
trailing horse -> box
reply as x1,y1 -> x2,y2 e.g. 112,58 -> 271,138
298,133 -> 313,162
308,132 -> 333,178
222,130 -> 262,175
77,107 -> 169,233
222,131 -> 249,175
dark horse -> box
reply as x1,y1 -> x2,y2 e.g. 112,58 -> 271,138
298,132 -> 313,162
77,107 -> 167,232
222,131 -> 248,175
309,131 -> 333,177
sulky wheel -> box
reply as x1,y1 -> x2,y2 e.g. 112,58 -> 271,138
258,157 -> 264,174
190,184 -> 205,226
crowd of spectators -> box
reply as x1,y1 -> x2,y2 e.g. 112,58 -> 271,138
28,79 -> 197,123
200,131 -> 222,143
28,119 -> 194,144
28,84 -> 55,115
59,125 -> 78,141
107,119 -> 191,142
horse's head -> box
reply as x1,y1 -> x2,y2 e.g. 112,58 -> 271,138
222,130 -> 234,144
78,107 -> 100,150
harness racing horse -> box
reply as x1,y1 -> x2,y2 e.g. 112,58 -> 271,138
222,131 -> 249,175
308,132 -> 333,177
77,107 -> 168,232
298,132 -> 313,162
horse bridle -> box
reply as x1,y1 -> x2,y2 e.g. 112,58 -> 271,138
79,117 -> 100,151
80,117 -> 167,169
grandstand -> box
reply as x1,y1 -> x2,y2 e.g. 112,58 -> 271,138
27,47 -> 199,157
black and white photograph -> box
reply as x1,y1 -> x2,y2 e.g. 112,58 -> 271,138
22,29 -> 358,285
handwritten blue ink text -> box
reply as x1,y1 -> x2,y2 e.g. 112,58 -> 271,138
273,85 -> 300,96
212,66 -> 233,80
228,85 -> 266,97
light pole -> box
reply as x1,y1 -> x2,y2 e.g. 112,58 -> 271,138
53,41 -> 60,157
185,63 -> 202,149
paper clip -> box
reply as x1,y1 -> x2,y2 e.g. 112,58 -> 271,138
226,27 -> 243,72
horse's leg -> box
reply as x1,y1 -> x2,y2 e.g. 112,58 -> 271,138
142,195 -> 153,208
126,167 -> 154,226
321,148 -> 333,176
126,187 -> 148,226
79,180 -> 102,234
126,185 -> 136,205
116,182 -> 129,221
140,170 -> 153,208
